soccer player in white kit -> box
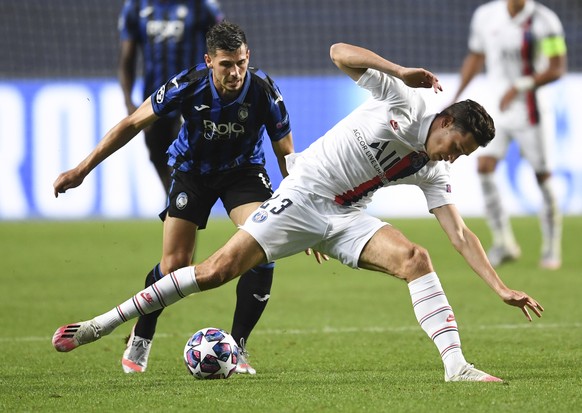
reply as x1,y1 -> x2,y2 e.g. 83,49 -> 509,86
452,0 -> 567,269
52,43 -> 544,382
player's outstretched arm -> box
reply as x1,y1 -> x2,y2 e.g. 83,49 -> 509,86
53,100 -> 158,197
432,204 -> 543,321
329,42 -> 442,93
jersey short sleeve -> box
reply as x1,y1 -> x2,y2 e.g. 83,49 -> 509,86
356,68 -> 408,102
416,162 -> 454,212
254,71 -> 291,142
468,4 -> 487,53
536,5 -> 567,57
150,67 -> 199,117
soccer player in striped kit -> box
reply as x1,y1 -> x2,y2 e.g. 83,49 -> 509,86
53,42 -> 543,382
452,0 -> 567,269
54,21 -> 296,375
118,0 -> 224,194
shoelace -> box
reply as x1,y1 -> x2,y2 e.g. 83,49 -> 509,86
133,338 -> 150,349
238,338 -> 250,359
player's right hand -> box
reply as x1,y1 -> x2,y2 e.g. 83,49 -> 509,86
500,289 -> 544,322
305,248 -> 330,264
53,169 -> 86,198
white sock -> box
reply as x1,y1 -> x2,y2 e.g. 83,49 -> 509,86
408,272 -> 467,377
539,177 -> 562,259
93,266 -> 200,333
479,172 -> 516,247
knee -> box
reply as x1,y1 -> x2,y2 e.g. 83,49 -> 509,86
161,253 -> 193,274
398,244 -> 433,283
196,257 -> 240,291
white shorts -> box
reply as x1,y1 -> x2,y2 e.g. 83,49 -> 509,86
240,188 -> 388,268
479,115 -> 554,173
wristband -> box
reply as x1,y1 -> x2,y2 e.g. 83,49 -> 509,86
513,76 -> 535,92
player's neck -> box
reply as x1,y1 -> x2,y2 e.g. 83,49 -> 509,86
507,0 -> 526,17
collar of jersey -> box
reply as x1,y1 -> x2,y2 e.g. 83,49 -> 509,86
418,113 -> 437,150
208,69 -> 251,106
511,0 -> 535,25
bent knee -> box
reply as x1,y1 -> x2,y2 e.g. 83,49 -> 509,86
196,259 -> 240,291
161,254 -> 193,274
398,244 -> 433,282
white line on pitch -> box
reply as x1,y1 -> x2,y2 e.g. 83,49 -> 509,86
1,322 -> 579,343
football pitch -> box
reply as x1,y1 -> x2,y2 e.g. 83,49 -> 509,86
1,216 -> 581,412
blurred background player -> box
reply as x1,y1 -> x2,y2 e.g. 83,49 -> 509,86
53,21 -> 295,375
452,0 -> 567,269
118,0 -> 224,193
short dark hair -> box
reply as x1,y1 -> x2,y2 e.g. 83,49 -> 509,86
206,21 -> 247,56
439,99 -> 495,147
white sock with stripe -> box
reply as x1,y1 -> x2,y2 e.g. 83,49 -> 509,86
539,177 -> 562,260
408,272 -> 467,378
93,266 -> 200,334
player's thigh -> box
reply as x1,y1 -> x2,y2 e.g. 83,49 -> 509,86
358,224 -> 432,280
515,124 -> 552,173
196,230 -> 268,290
315,210 -> 387,268
478,125 -> 511,161
160,215 -> 198,272
229,201 -> 262,226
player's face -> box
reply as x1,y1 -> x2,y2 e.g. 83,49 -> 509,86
426,125 -> 479,164
206,46 -> 250,98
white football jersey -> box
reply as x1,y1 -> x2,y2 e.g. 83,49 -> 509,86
469,0 -> 564,99
280,68 -> 453,212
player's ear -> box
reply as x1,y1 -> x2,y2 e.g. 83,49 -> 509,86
440,115 -> 454,128
204,54 -> 212,68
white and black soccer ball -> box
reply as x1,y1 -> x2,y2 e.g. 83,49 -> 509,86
183,327 -> 239,379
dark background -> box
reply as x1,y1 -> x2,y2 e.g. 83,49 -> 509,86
1,0 -> 579,78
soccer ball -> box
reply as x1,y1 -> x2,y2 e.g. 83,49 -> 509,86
183,327 -> 239,379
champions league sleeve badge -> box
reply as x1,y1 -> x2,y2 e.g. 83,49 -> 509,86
156,85 -> 166,104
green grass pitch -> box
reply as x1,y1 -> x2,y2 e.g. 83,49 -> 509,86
1,216 -> 581,412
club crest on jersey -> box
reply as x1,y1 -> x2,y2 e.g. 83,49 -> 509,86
238,105 -> 249,122
446,184 -> 452,193
176,192 -> 188,210
389,119 -> 399,131
252,210 -> 268,223
156,85 -> 166,103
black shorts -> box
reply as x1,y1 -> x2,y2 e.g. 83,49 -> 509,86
159,165 -> 274,229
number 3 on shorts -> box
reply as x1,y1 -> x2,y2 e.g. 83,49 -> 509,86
260,194 -> 293,215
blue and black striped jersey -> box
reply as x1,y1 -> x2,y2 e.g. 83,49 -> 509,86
118,0 -> 223,99
151,64 -> 291,174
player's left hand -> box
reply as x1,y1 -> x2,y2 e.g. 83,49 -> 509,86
400,68 -> 443,93
500,289 -> 544,321
305,248 -> 330,264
